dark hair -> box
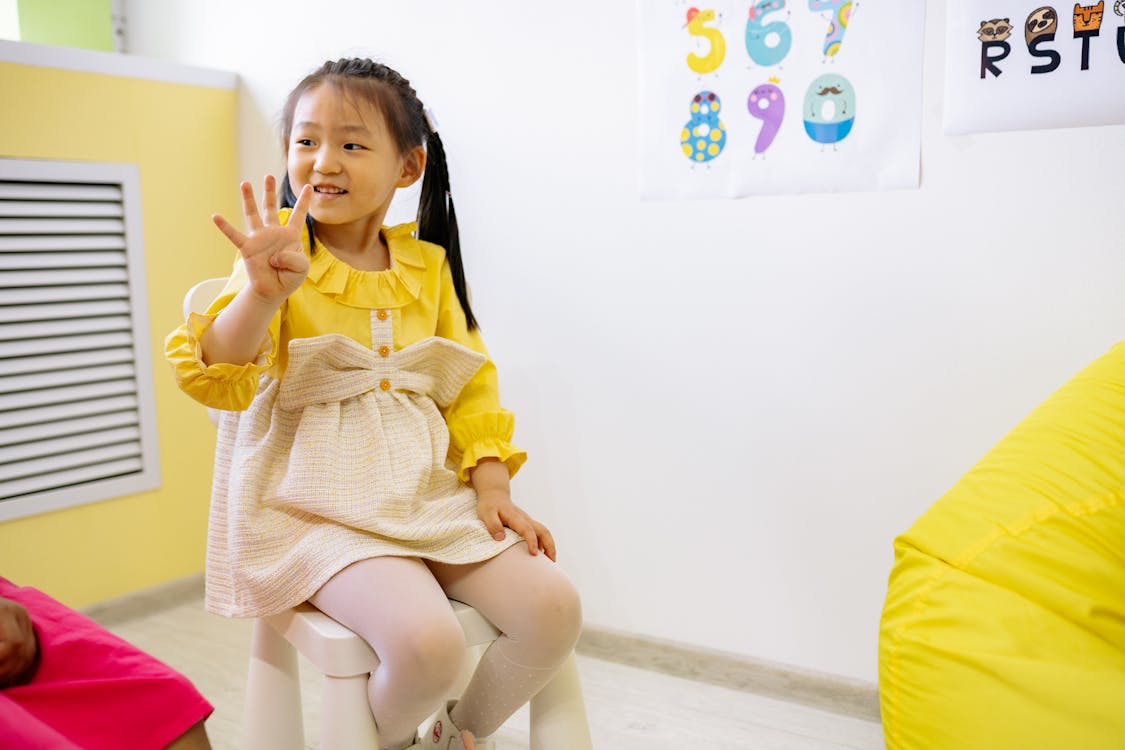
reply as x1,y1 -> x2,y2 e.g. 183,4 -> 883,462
279,58 -> 477,329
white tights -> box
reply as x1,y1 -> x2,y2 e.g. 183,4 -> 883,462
308,546 -> 582,750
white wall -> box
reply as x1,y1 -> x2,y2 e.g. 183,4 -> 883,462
123,0 -> 1125,684
0,0 -> 17,41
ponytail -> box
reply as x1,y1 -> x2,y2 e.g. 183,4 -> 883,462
278,57 -> 479,330
418,128 -> 476,330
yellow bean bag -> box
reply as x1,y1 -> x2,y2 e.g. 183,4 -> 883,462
879,342 -> 1125,750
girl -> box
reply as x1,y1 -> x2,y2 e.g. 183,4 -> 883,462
165,58 -> 582,750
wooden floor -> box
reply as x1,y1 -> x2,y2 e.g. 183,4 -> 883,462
100,595 -> 884,750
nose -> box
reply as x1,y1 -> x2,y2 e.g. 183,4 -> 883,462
314,145 -> 340,174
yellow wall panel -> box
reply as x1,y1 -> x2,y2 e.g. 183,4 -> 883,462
0,59 -> 241,608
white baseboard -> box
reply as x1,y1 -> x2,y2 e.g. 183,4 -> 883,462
577,625 -> 880,722
81,572 -> 205,628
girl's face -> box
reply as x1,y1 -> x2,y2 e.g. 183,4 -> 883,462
286,84 -> 423,237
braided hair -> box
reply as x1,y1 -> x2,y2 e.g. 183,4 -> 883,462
279,58 -> 477,330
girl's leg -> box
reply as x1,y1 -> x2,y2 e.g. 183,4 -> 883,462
309,556 -> 467,750
427,546 -> 583,738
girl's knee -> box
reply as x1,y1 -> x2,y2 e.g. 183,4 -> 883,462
555,576 -> 584,649
388,616 -> 466,692
526,572 -> 583,656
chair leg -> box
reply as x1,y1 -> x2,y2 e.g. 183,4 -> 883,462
244,618 -> 305,750
321,674 -> 380,750
529,652 -> 592,750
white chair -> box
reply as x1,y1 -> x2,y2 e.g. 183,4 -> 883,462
182,278 -> 592,750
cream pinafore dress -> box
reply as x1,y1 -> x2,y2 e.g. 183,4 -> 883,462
182,228 -> 522,618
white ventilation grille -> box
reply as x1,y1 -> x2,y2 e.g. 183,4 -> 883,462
0,158 -> 160,521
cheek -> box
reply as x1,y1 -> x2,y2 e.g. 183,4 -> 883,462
286,151 -> 307,179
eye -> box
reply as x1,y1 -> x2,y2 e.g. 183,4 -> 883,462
295,138 -> 314,147
343,143 -> 365,151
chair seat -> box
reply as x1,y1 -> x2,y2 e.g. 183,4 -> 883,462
264,600 -> 501,677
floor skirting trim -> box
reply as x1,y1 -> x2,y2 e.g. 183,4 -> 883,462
577,625 -> 880,722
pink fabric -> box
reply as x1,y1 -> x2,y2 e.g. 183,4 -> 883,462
0,579 -> 213,750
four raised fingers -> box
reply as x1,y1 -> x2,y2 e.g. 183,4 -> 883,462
214,177 -> 312,255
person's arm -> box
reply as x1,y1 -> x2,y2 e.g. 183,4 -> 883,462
429,257 -> 554,558
433,257 -> 527,481
470,457 -> 556,561
0,597 -> 38,688
202,176 -> 312,366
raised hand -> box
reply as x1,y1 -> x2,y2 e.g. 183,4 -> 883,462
212,175 -> 313,304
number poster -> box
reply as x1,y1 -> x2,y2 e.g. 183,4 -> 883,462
638,1 -> 925,199
945,0 -> 1125,134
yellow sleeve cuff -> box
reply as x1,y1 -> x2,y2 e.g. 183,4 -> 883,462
448,410 -> 527,483
164,311 -> 275,411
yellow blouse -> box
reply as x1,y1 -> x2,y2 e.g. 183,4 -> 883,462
164,209 -> 525,482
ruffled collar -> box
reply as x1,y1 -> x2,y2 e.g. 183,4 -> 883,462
280,208 -> 427,309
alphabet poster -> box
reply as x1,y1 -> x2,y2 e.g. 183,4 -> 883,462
638,1 -> 925,199
945,0 -> 1125,134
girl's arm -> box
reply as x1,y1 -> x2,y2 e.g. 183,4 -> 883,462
201,177 -> 312,365
471,457 -> 557,561
430,255 -> 554,559
434,258 -> 526,481
200,286 -> 285,366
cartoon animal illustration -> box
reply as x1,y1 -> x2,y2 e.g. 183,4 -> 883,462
680,90 -> 727,163
1073,1 -> 1104,30
802,73 -> 854,149
977,18 -> 1013,42
685,7 -> 726,75
1025,7 -> 1058,44
808,0 -> 855,58
745,0 -> 792,67
747,79 -> 785,155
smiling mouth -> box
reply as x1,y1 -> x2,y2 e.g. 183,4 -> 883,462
314,186 -> 347,194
